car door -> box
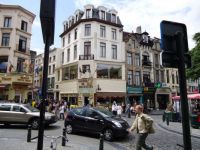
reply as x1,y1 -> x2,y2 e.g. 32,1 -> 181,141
71,108 -> 87,131
11,105 -> 29,123
85,109 -> 104,133
0,104 -> 12,122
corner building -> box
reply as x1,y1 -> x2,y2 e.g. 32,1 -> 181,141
0,4 -> 35,102
57,4 -> 126,107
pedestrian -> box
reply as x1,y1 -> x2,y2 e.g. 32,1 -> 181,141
128,105 -> 154,150
112,101 -> 117,116
117,104 -> 122,118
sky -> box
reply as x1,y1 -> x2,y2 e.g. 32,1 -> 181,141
2,0 -> 200,54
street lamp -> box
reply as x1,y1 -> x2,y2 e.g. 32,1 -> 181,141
37,1 -> 55,150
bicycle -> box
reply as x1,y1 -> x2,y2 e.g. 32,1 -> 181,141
44,135 -> 68,150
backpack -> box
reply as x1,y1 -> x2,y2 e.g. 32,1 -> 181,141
141,114 -> 155,134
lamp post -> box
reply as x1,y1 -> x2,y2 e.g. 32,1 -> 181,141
37,1 -> 55,150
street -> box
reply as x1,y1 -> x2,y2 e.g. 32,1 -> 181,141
0,115 -> 200,150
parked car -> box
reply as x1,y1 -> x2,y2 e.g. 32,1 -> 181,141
65,107 -> 130,141
0,103 -> 57,129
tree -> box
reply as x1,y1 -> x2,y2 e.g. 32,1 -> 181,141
186,32 -> 200,80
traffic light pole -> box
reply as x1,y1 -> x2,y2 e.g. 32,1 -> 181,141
176,31 -> 192,150
37,35 -> 50,150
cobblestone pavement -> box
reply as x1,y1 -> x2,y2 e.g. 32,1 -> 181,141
121,115 -> 200,150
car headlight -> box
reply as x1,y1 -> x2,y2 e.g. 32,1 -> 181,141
45,116 -> 51,120
112,121 -> 122,128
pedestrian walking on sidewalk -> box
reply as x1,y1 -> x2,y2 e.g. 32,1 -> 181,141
128,105 -> 155,150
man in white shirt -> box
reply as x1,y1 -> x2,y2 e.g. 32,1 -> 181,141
128,105 -> 153,150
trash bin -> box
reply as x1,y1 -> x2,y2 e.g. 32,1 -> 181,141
164,111 -> 173,121
190,114 -> 200,129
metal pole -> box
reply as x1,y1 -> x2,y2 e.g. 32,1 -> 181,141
37,35 -> 50,150
176,31 -> 192,150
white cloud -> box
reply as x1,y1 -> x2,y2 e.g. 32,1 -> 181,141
74,0 -> 200,49
33,19 -> 41,27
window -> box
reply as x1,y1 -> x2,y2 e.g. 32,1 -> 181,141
53,64 -> 55,73
62,65 -> 78,80
86,9 -> 91,18
135,53 -> 140,66
51,77 -> 55,88
100,42 -> 106,58
48,65 -> 51,75
62,37 -> 65,47
21,20 -> 27,32
111,14 -> 116,23
85,24 -> 91,36
100,10 -> 105,20
156,70 -> 159,82
127,52 -> 132,65
143,72 -> 150,83
4,17 -> 11,27
132,40 -> 135,48
112,28 -> 117,40
172,74 -> 175,84
53,56 -> 56,61
67,49 -> 70,62
97,64 -> 122,79
18,36 -> 27,52
0,105 -> 11,111
154,54 -> 159,67
74,28 -> 77,40
49,57 -> 52,63
176,72 -> 179,84
128,70 -> 133,85
74,45 -> 77,59
1,33 -> 10,46
166,70 -> 169,83
0,56 -> 8,73
17,58 -> 25,72
100,25 -> 106,37
112,45 -> 117,59
61,52 -> 64,64
84,42 -> 91,56
135,71 -> 141,86
161,70 -> 164,82
58,70 -> 60,81
68,33 -> 71,44
82,65 -> 90,73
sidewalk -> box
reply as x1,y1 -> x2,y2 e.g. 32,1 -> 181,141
153,115 -> 200,139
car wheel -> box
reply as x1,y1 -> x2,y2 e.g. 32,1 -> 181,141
66,124 -> 73,134
104,129 -> 113,141
30,118 -> 39,130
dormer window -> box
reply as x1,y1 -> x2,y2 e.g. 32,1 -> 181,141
86,9 -> 91,19
142,34 -> 148,43
100,10 -> 105,20
76,14 -> 78,22
111,14 -> 116,23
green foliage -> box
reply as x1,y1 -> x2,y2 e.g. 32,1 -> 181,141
186,32 -> 200,80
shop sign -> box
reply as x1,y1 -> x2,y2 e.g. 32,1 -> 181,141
143,87 -> 155,93
2,77 -> 12,81
127,87 -> 143,94
17,76 -> 31,82
79,88 -> 93,94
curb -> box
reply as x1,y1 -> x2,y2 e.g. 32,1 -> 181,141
157,123 -> 200,139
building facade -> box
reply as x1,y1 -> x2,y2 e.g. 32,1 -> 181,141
57,4 -> 126,107
123,27 -> 171,110
0,4 -> 35,102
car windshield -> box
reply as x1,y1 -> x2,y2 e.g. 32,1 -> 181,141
94,108 -> 115,118
24,104 -> 39,112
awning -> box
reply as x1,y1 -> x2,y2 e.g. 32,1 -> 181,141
172,94 -> 200,100
95,92 -> 126,97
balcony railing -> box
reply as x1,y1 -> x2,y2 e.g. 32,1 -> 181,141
79,54 -> 94,60
142,60 -> 152,66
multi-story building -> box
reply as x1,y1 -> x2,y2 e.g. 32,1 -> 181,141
0,4 -> 35,102
34,48 -> 58,100
57,4 -> 126,107
124,26 -> 171,110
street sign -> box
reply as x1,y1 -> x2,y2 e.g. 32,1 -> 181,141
160,20 -> 191,68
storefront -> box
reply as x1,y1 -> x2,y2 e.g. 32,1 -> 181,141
155,87 -> 171,110
143,87 -> 156,109
127,87 -> 143,105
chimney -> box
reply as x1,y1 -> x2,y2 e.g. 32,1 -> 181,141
136,26 -> 142,34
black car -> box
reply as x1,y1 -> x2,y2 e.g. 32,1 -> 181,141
64,107 -> 130,141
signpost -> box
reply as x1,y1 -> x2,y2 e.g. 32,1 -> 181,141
37,0 -> 55,150
160,20 -> 192,150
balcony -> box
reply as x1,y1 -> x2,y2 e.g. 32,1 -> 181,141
142,60 -> 152,66
79,54 -> 94,60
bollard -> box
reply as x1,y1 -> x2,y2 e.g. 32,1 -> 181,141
62,127 -> 66,146
99,133 -> 104,150
27,124 -> 32,142
166,116 -> 169,126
